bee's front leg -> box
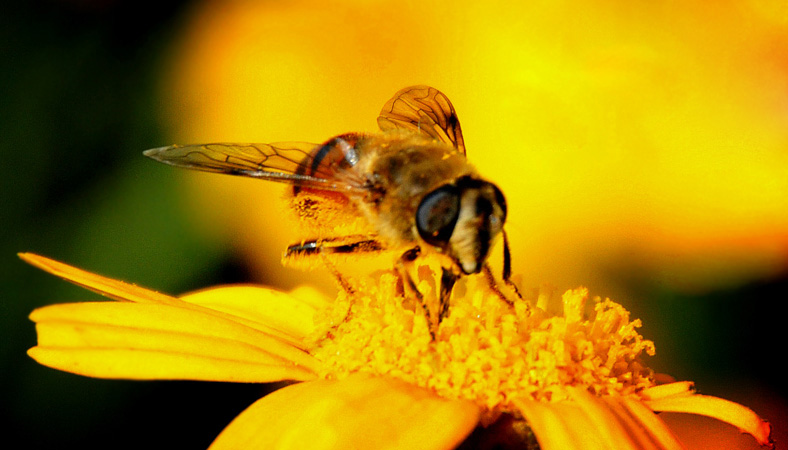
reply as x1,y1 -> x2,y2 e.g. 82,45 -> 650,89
438,265 -> 460,322
482,264 -> 514,307
395,247 -> 439,339
477,230 -> 521,309
395,246 -> 424,303
500,229 -> 522,300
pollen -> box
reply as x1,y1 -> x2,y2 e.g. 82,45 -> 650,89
307,264 -> 657,418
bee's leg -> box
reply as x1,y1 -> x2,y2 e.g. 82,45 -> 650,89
321,255 -> 355,295
396,247 -> 423,303
479,230 -> 522,309
501,229 -> 522,300
286,235 -> 384,333
396,247 -> 437,339
286,235 -> 384,259
483,264 -> 515,307
285,235 -> 384,293
438,265 -> 460,322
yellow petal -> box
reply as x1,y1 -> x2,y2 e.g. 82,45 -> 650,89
181,285 -> 324,342
616,398 -> 686,450
21,253 -> 318,349
28,347 -> 314,382
514,391 -> 688,450
645,394 -> 773,448
641,381 -> 696,400
19,253 -> 179,305
514,399 -> 609,450
209,374 -> 481,450
29,302 -> 321,382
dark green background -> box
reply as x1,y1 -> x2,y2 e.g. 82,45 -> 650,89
2,2 -> 784,449
1,2 -> 275,448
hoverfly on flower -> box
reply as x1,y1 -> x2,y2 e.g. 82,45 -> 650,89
144,86 -> 519,327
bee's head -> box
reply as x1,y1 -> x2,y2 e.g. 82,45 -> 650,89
416,176 -> 507,274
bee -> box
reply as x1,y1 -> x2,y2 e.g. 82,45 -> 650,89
144,86 -> 519,325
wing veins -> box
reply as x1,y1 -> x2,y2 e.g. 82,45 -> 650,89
377,85 -> 466,155
143,143 -> 368,194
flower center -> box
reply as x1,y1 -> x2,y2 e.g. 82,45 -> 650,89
308,262 -> 656,416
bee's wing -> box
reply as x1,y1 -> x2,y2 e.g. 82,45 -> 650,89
143,142 -> 368,194
377,85 -> 466,156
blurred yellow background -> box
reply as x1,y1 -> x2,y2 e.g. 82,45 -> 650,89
163,0 -> 788,296
3,0 -> 786,448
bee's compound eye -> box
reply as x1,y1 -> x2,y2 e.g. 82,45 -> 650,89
416,184 -> 461,247
490,183 -> 506,224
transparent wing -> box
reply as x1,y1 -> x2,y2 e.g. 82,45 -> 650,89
377,85 -> 466,155
143,142 -> 368,193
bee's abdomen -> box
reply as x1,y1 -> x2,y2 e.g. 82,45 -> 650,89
293,132 -> 364,195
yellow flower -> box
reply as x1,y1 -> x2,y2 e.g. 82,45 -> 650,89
22,253 -> 773,449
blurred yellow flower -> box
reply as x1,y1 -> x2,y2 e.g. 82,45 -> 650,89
22,253 -> 773,449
